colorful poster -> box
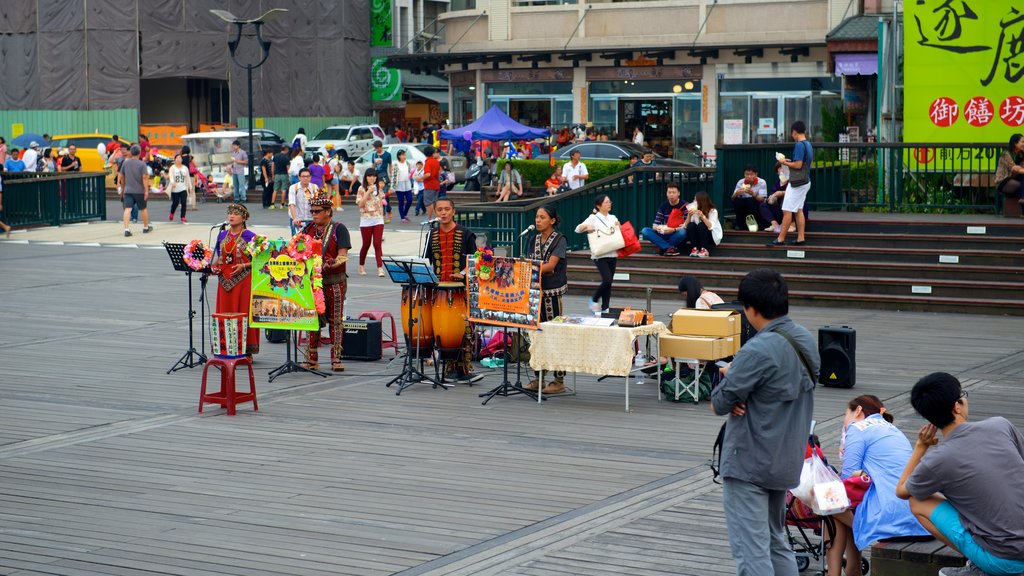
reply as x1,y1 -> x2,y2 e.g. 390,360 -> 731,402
468,256 -> 541,330
905,0 -> 1024,162
371,57 -> 402,102
249,239 -> 318,331
371,0 -> 393,47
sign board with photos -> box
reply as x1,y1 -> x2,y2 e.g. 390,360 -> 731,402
467,255 -> 542,330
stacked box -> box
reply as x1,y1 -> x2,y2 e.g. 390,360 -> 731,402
661,309 -> 743,360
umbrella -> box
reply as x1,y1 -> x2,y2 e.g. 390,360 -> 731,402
11,133 -> 49,148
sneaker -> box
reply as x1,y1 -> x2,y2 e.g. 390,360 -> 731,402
689,247 -> 699,257
378,267 -> 386,277
939,561 -> 991,576
385,217 -> 392,223
589,299 -> 601,314
654,247 -> 665,256
168,213 -> 174,221
269,205 -> 275,210
358,266 -> 366,275
698,248 -> 710,258
124,230 -> 132,237
180,217 -> 187,223
541,382 -> 566,394
131,219 -> 138,224
142,226 -> 153,234
664,247 -> 680,256
456,373 -> 484,384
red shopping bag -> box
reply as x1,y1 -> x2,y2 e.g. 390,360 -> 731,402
617,221 -> 642,258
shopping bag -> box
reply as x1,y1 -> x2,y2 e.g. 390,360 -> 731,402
794,454 -> 850,515
617,221 -> 642,258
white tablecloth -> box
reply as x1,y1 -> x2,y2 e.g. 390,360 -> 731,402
528,321 -> 668,377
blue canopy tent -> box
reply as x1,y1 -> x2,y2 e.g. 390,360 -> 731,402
440,106 -> 550,141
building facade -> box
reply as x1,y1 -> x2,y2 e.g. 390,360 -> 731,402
390,0 -> 893,162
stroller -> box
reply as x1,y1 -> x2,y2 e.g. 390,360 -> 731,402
785,436 -> 870,575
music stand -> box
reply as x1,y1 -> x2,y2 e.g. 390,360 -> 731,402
164,242 -> 210,373
479,326 -> 539,404
267,329 -> 329,382
381,256 -> 446,395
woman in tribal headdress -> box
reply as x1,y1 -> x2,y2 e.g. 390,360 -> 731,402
526,204 -> 568,395
211,203 -> 259,356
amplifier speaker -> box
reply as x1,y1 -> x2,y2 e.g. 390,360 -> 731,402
264,329 -> 288,343
342,319 -> 382,361
710,301 -> 756,346
819,325 -> 856,388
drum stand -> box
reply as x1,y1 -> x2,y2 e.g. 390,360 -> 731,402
268,330 -> 329,382
164,241 -> 209,373
479,327 -> 539,404
387,283 -> 447,395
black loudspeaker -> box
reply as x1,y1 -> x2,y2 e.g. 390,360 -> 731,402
710,301 -> 756,346
264,329 -> 288,343
819,325 -> 856,388
342,319 -> 382,361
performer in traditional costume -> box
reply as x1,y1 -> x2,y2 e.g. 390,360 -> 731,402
212,203 -> 259,356
527,204 -> 568,394
302,192 -> 352,372
424,198 -> 482,384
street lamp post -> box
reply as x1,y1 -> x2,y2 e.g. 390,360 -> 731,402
211,9 -> 287,199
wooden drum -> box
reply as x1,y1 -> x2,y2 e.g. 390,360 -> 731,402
401,286 -> 434,352
431,282 -> 468,351
211,312 -> 248,358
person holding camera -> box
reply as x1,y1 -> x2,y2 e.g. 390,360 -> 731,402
355,168 -> 386,277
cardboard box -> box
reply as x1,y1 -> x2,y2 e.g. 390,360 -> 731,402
660,334 -> 739,360
671,308 -> 742,337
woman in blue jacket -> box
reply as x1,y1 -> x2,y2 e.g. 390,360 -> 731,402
828,395 -> 931,576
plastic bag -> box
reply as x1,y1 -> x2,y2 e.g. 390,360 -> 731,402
794,454 -> 850,515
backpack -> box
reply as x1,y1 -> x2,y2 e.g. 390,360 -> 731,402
323,163 -> 334,182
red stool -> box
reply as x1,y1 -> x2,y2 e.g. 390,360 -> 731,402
199,356 -> 258,416
359,310 -> 400,356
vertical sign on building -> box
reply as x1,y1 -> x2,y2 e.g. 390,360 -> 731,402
904,1 -> 1021,167
370,0 -> 400,102
371,0 -> 394,47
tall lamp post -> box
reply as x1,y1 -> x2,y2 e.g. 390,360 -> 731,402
211,9 -> 287,198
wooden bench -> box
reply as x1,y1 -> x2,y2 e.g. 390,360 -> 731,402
870,540 -> 963,576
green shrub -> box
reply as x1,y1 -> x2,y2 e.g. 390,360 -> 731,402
496,159 -> 629,188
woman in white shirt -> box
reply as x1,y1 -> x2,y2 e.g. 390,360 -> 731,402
167,154 -> 193,223
632,126 -> 645,146
287,148 -> 305,185
390,149 -> 415,223
355,169 -> 386,276
574,194 -> 620,315
684,191 -> 723,258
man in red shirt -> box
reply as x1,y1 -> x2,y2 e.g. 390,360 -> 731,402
421,146 -> 441,222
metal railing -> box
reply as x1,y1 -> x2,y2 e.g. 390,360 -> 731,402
3,171 -> 107,228
454,166 -> 714,256
715,142 -> 1007,214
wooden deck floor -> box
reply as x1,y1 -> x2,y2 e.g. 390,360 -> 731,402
0,242 -> 1021,576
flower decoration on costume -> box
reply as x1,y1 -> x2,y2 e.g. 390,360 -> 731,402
244,234 -> 270,258
311,255 -> 325,314
287,233 -> 315,262
184,239 -> 212,271
473,246 -> 495,282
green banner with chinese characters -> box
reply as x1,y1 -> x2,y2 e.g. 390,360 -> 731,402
371,57 -> 402,101
905,1 -> 1023,159
371,0 -> 393,47
249,239 -> 319,331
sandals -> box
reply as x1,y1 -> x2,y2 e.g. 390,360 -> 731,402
299,361 -> 319,370
766,240 -> 787,247
332,362 -> 345,372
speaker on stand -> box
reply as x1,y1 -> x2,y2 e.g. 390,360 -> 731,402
819,325 -> 855,388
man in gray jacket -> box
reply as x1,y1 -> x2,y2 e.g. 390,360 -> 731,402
711,268 -> 819,576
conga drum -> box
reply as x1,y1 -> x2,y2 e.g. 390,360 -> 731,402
211,312 -> 248,358
400,285 -> 434,352
432,282 -> 468,351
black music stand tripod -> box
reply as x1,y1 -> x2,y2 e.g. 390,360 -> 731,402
164,242 -> 210,373
381,256 -> 447,395
268,328 -> 329,382
479,326 -> 539,404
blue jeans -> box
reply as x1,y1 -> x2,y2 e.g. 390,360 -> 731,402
396,190 -> 413,220
232,174 -> 246,202
415,191 -> 425,215
641,226 -> 687,251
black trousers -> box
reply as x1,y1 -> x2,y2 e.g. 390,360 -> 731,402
686,221 -> 715,253
593,257 -> 616,310
732,196 -> 765,229
169,191 -> 187,218
262,179 -> 273,208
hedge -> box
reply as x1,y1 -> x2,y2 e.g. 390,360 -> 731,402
495,159 -> 629,187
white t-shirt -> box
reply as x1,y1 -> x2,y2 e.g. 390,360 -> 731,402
288,155 -> 304,177
168,165 -> 190,193
393,160 -> 413,191
633,131 -> 644,146
288,183 -> 318,222
21,149 -> 39,172
412,168 -> 424,193
561,160 -> 589,190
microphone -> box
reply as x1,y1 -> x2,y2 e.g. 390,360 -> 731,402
210,221 -> 228,229
518,225 -> 535,237
422,217 -> 440,226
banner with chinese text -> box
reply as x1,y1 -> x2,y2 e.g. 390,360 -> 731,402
371,0 -> 393,47
905,0 -> 1024,166
468,257 -> 541,330
249,239 -> 318,331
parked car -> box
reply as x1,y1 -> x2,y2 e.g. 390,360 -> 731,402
352,143 -> 467,183
540,141 -> 699,168
248,129 -> 286,153
51,133 -> 130,188
306,124 -> 385,161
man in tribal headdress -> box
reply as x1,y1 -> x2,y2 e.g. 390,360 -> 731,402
302,192 -> 352,372
424,198 -> 483,384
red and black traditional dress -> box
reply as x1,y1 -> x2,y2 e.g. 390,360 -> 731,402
426,224 -> 477,376
302,219 -> 352,366
214,228 -> 260,355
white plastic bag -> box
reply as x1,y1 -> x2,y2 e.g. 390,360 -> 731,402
795,454 -> 849,515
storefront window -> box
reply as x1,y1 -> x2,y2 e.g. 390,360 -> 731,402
718,77 -> 840,144
587,79 -> 702,157
453,86 -> 475,125
485,83 -> 572,128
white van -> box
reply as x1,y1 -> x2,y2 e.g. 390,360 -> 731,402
305,124 -> 384,160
